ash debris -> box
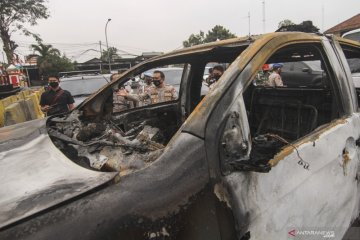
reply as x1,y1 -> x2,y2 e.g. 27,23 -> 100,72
48,111 -> 165,174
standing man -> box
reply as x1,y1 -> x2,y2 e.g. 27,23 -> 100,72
266,63 -> 284,87
40,75 -> 75,116
148,70 -> 178,103
255,64 -> 271,85
208,65 -> 224,90
137,72 -> 153,106
118,70 -> 177,104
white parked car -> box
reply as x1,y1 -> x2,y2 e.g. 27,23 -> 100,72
60,74 -> 111,106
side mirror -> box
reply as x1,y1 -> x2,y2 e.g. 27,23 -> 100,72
302,68 -> 311,73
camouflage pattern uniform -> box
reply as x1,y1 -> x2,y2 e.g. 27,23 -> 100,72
137,83 -> 153,106
266,72 -> 284,87
148,84 -> 178,103
255,71 -> 270,86
113,91 -> 133,113
126,84 -> 178,104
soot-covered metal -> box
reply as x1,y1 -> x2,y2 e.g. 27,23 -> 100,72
48,110 -> 166,174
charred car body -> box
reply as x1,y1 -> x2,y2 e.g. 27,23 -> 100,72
1,32 -> 360,240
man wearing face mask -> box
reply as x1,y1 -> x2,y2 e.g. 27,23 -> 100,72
208,65 -> 224,90
40,75 -> 75,116
119,70 -> 177,104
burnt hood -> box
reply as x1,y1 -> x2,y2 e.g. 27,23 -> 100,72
0,118 -> 117,229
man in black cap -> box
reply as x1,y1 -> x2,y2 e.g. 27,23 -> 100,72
40,75 -> 75,116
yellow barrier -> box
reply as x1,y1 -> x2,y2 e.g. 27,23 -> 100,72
23,98 -> 37,120
0,96 -> 17,127
4,102 -> 27,126
0,87 -> 46,127
17,90 -> 32,100
26,94 -> 44,119
1,95 -> 17,108
0,101 -> 4,127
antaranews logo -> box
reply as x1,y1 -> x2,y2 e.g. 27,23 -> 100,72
287,228 -> 336,239
288,229 -> 296,237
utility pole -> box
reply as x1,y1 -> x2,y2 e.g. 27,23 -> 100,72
322,4 -> 325,32
248,12 -> 251,37
105,18 -> 112,73
99,41 -> 103,72
262,0 -> 266,33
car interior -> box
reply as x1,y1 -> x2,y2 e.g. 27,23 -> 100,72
243,44 -> 340,143
48,41 -> 344,174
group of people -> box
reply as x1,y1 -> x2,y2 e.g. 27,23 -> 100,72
204,63 -> 284,89
39,70 -> 179,117
39,63 -> 284,117
256,63 -> 284,87
112,70 -> 178,113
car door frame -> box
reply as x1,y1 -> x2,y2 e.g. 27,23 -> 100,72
203,34 -> 360,239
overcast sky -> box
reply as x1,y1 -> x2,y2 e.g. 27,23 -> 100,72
2,0 -> 359,63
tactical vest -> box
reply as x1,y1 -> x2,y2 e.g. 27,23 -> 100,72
150,85 -> 174,103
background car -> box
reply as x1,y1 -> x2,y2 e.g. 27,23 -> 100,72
281,60 -> 325,87
60,74 -> 111,106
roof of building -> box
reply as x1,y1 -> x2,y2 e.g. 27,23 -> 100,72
83,58 -> 102,64
325,13 -> 360,35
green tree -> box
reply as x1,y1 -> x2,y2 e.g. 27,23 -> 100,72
31,41 -> 74,77
278,19 -> 295,28
183,31 -> 205,48
44,54 -> 75,77
183,25 -> 237,47
204,25 -> 237,43
101,47 -> 120,61
0,0 -> 49,64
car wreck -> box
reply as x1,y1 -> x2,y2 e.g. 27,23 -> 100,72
1,32 -> 360,240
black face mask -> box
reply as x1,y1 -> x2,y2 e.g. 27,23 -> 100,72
153,80 -> 161,87
213,74 -> 221,81
49,82 -> 59,88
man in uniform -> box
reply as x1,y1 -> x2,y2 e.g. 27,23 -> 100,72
40,75 -> 75,116
137,72 -> 153,106
266,63 -> 284,87
118,70 -> 177,104
255,64 -> 271,85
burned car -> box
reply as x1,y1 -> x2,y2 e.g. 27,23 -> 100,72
1,32 -> 360,240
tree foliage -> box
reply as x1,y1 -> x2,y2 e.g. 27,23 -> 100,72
183,31 -> 205,48
277,19 -> 320,33
183,25 -> 237,47
101,47 -> 120,61
278,19 -> 295,28
31,41 -> 75,77
0,0 -> 49,64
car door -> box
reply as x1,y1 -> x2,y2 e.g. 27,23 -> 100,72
204,34 -> 360,239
